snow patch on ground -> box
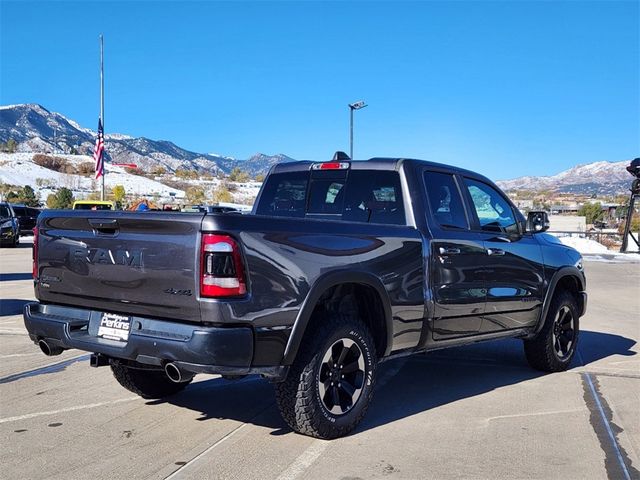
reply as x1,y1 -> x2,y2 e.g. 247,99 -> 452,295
554,235 -> 610,254
581,253 -> 640,263
0,153 -> 260,206
549,232 -> 640,263
0,152 -> 184,201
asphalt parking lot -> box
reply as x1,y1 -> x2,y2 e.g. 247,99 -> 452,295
1,240 -> 638,480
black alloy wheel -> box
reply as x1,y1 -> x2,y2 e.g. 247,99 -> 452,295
318,338 -> 366,415
552,305 -> 576,359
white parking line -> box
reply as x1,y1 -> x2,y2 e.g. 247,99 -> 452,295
275,440 -> 330,480
486,408 -> 584,422
164,423 -> 250,480
0,353 -> 42,359
0,397 -> 139,424
0,328 -> 27,334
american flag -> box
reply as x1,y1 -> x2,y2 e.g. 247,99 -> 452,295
93,118 -> 104,179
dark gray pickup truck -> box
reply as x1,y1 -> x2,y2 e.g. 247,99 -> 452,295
24,156 -> 587,439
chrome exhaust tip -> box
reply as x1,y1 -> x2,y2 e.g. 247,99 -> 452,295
38,339 -> 63,356
164,362 -> 194,383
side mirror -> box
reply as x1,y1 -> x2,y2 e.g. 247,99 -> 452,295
526,211 -> 550,233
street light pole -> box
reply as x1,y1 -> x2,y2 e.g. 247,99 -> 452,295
348,100 -> 367,160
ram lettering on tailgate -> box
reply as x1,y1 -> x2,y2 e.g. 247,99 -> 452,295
71,247 -> 143,267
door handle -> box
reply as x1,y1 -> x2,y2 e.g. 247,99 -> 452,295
88,219 -> 118,229
487,248 -> 506,256
439,247 -> 461,255
488,236 -> 511,243
89,218 -> 119,235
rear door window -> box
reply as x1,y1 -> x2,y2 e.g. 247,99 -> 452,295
423,172 -> 469,230
343,171 -> 405,225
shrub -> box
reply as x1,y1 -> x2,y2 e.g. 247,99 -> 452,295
229,167 -> 249,182
125,167 -> 145,176
77,162 -> 95,176
33,154 -> 69,172
185,186 -> 206,205
175,169 -> 198,180
213,186 -> 233,203
577,202 -> 604,225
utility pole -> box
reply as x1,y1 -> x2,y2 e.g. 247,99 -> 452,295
348,101 -> 367,160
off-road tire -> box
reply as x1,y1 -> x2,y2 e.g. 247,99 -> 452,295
110,362 -> 191,399
275,315 -> 377,439
524,290 -> 579,372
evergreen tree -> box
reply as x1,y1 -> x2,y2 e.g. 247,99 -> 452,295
47,187 -> 74,209
21,185 -> 39,207
5,138 -> 17,153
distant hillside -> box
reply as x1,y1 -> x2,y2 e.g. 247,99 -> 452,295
0,104 -> 296,175
496,160 -> 632,196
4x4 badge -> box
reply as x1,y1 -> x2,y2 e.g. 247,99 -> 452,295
163,288 -> 192,296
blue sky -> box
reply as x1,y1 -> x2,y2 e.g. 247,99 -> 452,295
1,1 -> 638,180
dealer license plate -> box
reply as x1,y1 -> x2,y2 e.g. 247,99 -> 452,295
98,313 -> 131,342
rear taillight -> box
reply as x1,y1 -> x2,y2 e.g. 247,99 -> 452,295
200,234 -> 247,297
32,227 -> 39,279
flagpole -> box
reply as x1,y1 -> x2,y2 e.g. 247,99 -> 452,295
100,34 -> 105,201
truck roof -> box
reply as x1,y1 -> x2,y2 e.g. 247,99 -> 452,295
271,157 -> 493,184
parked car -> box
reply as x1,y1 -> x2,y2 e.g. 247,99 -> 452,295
24,154 -> 587,439
11,205 -> 41,235
0,202 -> 20,247
72,200 -> 115,210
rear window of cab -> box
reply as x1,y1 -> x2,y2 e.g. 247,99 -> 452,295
256,170 -> 406,225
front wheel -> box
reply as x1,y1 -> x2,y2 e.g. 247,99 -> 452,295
524,290 -> 579,372
275,315 -> 377,439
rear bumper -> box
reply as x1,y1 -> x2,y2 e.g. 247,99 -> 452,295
23,302 -> 285,379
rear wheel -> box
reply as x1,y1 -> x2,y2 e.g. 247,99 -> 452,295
110,362 -> 191,399
275,315 -> 377,439
524,290 -> 579,372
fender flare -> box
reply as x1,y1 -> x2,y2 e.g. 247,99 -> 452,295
530,266 -> 586,338
281,271 -> 394,365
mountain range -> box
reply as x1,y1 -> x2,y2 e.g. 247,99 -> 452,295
495,161 -> 632,196
0,103 -> 633,194
0,104 -> 295,176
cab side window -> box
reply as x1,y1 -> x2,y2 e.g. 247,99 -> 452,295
424,172 -> 469,230
464,178 -> 518,234
256,172 -> 308,217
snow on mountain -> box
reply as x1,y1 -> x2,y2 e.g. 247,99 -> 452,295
496,160 -> 631,195
105,133 -> 133,140
0,103 -> 296,175
0,152 -> 184,201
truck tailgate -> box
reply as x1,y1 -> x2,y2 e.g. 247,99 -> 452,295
35,211 -> 204,322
